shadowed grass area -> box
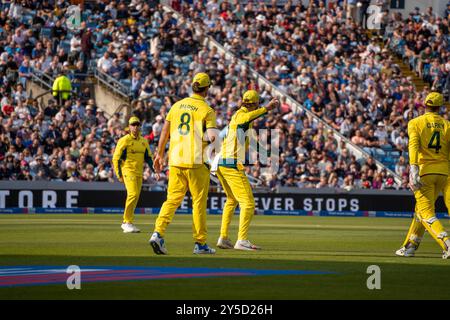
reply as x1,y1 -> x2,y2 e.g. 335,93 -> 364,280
0,214 -> 449,299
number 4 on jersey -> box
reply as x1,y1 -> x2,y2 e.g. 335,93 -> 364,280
428,131 -> 441,153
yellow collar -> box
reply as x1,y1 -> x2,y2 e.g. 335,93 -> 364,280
190,93 -> 206,101
240,106 -> 259,113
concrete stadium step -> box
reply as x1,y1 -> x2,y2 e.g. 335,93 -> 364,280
391,57 -> 429,92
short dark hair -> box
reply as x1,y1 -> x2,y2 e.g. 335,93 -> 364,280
192,83 -> 209,94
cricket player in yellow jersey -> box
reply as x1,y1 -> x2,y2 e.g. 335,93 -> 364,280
112,116 -> 155,233
396,92 -> 450,259
149,72 -> 218,255
214,90 -> 279,251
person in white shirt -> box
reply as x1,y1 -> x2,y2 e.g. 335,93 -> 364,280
12,84 -> 28,103
70,32 -> 82,54
374,121 -> 389,145
107,112 -> 122,134
97,52 -> 112,73
394,130 -> 408,152
15,100 -> 30,120
325,39 -> 339,56
340,118 -> 353,137
152,115 -> 164,139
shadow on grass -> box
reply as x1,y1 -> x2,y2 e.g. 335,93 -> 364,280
1,254 -> 449,300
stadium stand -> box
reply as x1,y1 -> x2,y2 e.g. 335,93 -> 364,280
172,0 -> 449,189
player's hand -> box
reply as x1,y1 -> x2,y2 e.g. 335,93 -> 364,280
409,165 -> 422,192
265,98 -> 280,111
153,155 -> 163,173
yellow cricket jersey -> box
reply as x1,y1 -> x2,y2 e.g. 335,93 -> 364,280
166,93 -> 217,168
408,111 -> 450,176
112,133 -> 153,178
219,106 -> 267,169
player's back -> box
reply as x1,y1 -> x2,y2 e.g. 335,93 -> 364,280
221,108 -> 253,164
408,112 -> 450,176
166,94 -> 216,168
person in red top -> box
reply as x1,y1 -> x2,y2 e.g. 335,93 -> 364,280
2,104 -> 14,117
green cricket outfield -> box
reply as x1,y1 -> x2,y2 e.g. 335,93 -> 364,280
0,214 -> 449,300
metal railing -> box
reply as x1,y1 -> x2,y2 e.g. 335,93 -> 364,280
30,69 -> 54,89
31,65 -> 133,101
94,68 -> 132,101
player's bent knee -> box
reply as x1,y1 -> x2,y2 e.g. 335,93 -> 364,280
225,199 -> 238,206
127,194 -> 138,201
409,234 -> 422,244
241,203 -> 255,212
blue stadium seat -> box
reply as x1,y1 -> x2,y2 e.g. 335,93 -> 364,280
82,12 -> 90,21
98,46 -> 107,55
21,15 -> 33,25
40,27 -> 52,39
182,56 -> 193,64
88,59 -> 97,72
181,65 -> 189,73
150,97 -> 163,108
60,40 -> 71,54
388,151 -> 400,158
160,51 -> 173,58
121,79 -> 131,87
87,22 -> 97,29
374,148 -> 386,157
380,144 -> 394,152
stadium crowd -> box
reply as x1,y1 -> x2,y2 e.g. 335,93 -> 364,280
1,0 -> 447,191
174,0 -> 449,187
385,5 -> 450,95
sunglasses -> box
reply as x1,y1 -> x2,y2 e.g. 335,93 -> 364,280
130,123 -> 141,127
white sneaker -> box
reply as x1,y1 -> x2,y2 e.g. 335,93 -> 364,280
149,232 -> 168,255
217,237 -> 234,249
234,240 -> 261,251
395,246 -> 415,257
121,223 -> 140,233
193,242 -> 216,254
443,250 -> 450,259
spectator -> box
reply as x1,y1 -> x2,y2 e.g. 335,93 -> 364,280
394,130 -> 408,152
52,70 -> 72,105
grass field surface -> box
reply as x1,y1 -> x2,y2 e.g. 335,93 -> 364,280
0,214 -> 449,300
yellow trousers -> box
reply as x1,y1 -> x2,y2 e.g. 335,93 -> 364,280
154,165 -> 210,244
123,173 -> 143,224
402,175 -> 450,251
217,166 -> 255,241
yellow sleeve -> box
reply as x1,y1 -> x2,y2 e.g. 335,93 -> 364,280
112,137 -> 127,178
245,123 -> 256,151
144,139 -> 154,170
408,120 -> 419,166
205,108 -> 217,129
165,107 -> 173,122
236,107 -> 268,125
